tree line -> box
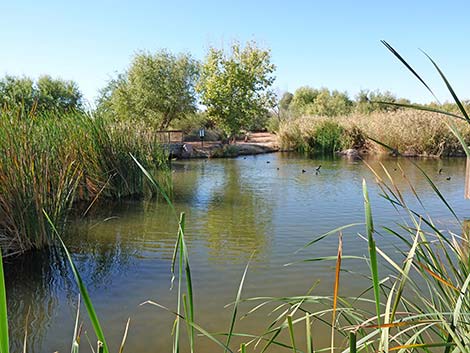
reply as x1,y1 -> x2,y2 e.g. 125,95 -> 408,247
2,41 -> 467,140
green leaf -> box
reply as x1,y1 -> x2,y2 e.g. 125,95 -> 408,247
43,211 -> 109,353
363,179 -> 381,326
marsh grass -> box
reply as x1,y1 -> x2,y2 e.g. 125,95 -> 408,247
279,110 -> 470,156
0,110 -> 170,255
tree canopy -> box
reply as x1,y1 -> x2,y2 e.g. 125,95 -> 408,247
197,41 -> 276,138
98,50 -> 199,129
355,89 -> 410,114
290,87 -> 353,117
0,75 -> 83,114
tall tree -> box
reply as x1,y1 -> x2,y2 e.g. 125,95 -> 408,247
98,50 -> 199,129
197,41 -> 276,139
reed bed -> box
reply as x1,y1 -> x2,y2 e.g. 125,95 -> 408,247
0,110 -> 170,255
278,110 -> 470,156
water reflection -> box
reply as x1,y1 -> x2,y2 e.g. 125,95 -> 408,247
196,161 -> 273,263
4,154 -> 470,353
4,250 -> 70,352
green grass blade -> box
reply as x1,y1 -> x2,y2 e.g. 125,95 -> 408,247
363,179 -> 381,326
287,315 -> 297,353
331,232 -> 343,353
412,162 -> 459,222
390,224 -> 420,322
367,136 -> 460,222
374,101 -> 465,121
296,223 -> 363,252
349,331 -> 357,353
143,300 -> 235,353
174,215 -> 184,353
225,257 -> 251,353
43,210 -> 109,353
421,51 -> 470,124
453,273 -> 470,327
180,216 -> 194,353
130,154 -> 182,290
446,119 -> 470,158
381,40 -> 438,101
306,313 -> 313,353
130,153 -> 175,216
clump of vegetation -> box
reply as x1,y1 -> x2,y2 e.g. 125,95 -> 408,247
197,41 -> 276,140
279,110 -> 470,156
354,88 -> 410,114
0,75 -> 83,114
209,144 -> 240,158
0,109 -> 170,255
308,120 -> 345,154
290,86 -> 354,117
278,117 -> 367,154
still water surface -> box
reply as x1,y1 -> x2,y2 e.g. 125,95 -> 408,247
5,153 -> 470,352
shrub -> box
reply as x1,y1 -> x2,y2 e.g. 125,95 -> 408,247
310,120 -> 345,153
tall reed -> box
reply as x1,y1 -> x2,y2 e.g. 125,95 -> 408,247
278,110 -> 470,156
0,110 -> 170,255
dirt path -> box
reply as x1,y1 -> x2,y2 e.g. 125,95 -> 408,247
181,132 -> 279,158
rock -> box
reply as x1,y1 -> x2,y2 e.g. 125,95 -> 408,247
338,149 -> 359,158
181,143 -> 194,158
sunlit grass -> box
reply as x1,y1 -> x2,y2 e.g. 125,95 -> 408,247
278,110 -> 470,156
0,110 -> 170,255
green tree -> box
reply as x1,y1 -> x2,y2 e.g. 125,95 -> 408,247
291,86 -> 353,117
279,91 -> 293,112
98,50 -> 199,129
0,76 -> 35,111
197,41 -> 276,139
355,89 -> 409,114
0,75 -> 82,114
36,75 -> 82,113
290,86 -> 318,116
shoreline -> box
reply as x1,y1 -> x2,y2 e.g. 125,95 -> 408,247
175,132 -> 281,159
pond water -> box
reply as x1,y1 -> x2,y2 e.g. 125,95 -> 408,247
5,153 -> 470,353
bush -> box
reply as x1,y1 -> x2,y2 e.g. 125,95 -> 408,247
209,144 -> 239,157
309,120 -> 344,153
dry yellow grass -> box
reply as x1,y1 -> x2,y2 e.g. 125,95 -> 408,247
278,110 -> 470,156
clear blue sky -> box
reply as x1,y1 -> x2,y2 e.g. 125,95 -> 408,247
1,0 -> 469,106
